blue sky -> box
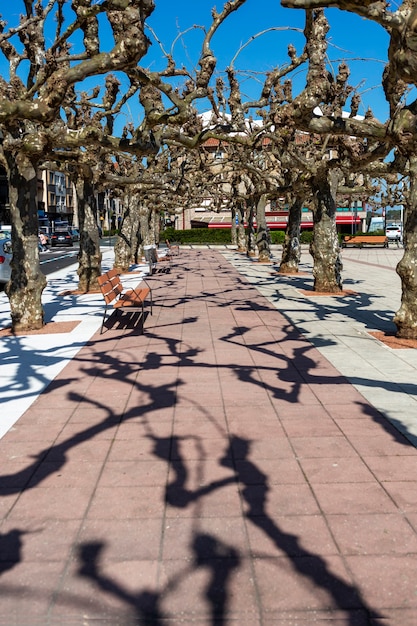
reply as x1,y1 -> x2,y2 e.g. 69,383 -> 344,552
0,1 -> 390,123
143,0 -> 390,121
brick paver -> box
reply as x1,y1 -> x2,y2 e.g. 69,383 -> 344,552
1,248 -> 417,625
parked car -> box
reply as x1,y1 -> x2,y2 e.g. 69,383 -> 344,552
70,228 -> 80,241
386,224 -> 402,243
50,230 -> 73,247
0,237 -> 12,284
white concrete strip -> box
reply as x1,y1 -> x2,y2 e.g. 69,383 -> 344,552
222,246 -> 417,447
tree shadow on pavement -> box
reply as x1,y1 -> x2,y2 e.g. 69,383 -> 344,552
77,532 -> 241,625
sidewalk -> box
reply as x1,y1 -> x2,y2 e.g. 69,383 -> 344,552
1,246 -> 417,625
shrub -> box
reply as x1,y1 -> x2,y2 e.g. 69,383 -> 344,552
161,227 -> 232,244
161,228 -> 318,245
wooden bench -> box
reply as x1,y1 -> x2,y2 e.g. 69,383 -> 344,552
165,239 -> 180,256
342,235 -> 388,248
97,269 -> 152,333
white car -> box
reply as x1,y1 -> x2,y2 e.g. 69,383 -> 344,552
386,225 -> 402,243
0,237 -> 12,284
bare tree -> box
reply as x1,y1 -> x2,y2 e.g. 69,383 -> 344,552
0,0 -> 251,331
279,0 -> 417,336
0,0 -> 156,331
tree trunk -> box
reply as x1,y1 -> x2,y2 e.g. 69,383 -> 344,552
231,207 -> 237,245
114,193 -> 140,271
256,195 -> 271,263
246,203 -> 256,257
393,155 -> 417,338
279,195 -> 303,273
75,174 -> 102,292
236,201 -> 246,251
139,203 -> 154,248
4,152 -> 46,331
151,206 -> 160,246
310,171 -> 343,292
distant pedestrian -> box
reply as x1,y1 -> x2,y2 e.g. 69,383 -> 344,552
39,233 -> 47,252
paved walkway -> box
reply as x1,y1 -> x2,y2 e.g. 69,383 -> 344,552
1,246 -> 417,625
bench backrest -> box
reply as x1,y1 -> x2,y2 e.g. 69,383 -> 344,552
97,269 -> 123,304
344,235 -> 386,242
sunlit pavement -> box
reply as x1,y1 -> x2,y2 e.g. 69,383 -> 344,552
1,246 -> 417,624
223,244 -> 417,445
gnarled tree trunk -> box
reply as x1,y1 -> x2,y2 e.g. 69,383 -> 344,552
310,170 -> 343,292
231,206 -> 237,245
246,202 -> 256,257
256,195 -> 271,263
114,192 -> 140,271
394,155 -> 417,338
279,195 -> 303,273
74,172 -> 102,292
5,151 -> 46,331
236,200 -> 246,252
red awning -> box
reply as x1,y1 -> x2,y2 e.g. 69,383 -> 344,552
207,216 -> 361,229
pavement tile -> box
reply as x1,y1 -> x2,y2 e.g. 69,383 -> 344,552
224,403 -> 279,421
0,490 -> 23,519
298,456 -> 376,484
350,434 -> 416,456
107,436 -> 170,461
281,417 -> 342,438
1,440 -> 50,463
234,457 -> 306,484
0,560 -> 67,619
77,518 -> 165,561
334,416 -> 406,438
277,403 -> 334,420
246,514 -> 339,558
161,515 -> 248,560
0,459 -> 44,490
262,610 -> 370,625
1,423 -> 59,444
158,556 -> 259,621
364,454 -> 417,481
345,555 -> 417,609
252,555 -> 362,612
87,485 -> 166,519
230,436 -> 295,460
12,406 -> 75,425
243,483 -> 320,517
44,438 -> 113,463
311,482 -> 400,515
172,416 -> 229,439
52,558 -> 160,621
290,436 -> 358,459
0,518 -> 80,562
170,436 -> 232,460
379,481 -> 417,512
7,485 -> 93,521
327,512 -> 417,556
226,417 -> 286,439
97,459 -> 169,487
165,482 -> 242,518
27,459 -> 104,488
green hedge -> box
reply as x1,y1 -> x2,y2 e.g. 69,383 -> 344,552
161,227 -> 316,245
161,227 -> 232,244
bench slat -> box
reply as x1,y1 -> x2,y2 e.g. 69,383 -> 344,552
342,235 -> 388,248
98,271 -> 152,333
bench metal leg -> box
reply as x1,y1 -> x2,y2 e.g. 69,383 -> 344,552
100,304 -> 110,334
